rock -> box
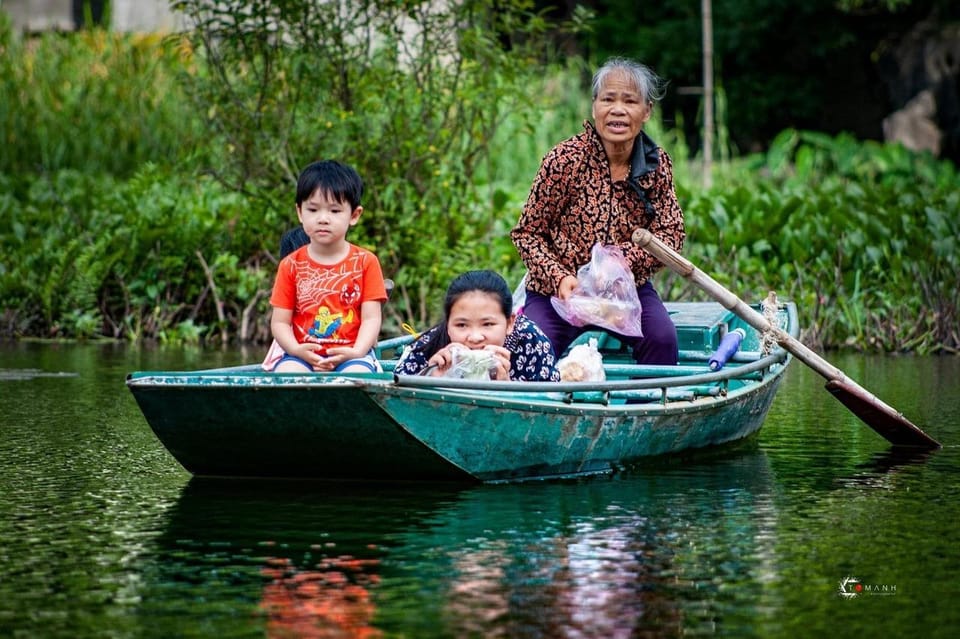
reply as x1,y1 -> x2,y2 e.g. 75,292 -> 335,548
882,89 -> 942,155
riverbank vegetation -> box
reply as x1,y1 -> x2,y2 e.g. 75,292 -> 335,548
0,5 -> 956,353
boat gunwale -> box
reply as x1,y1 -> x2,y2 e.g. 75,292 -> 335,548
125,301 -> 797,396
126,348 -> 788,394
391,348 -> 788,394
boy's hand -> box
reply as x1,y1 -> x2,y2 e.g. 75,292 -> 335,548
320,346 -> 363,371
291,343 -> 324,369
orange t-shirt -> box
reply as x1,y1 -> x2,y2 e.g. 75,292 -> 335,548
270,243 -> 387,355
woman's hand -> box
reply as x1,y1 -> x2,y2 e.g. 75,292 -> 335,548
558,275 -> 579,300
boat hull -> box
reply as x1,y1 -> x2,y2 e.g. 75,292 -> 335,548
129,379 -> 476,481
376,378 -> 784,482
127,302 -> 797,483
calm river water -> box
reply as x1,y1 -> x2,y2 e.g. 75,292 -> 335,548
1,342 -> 958,638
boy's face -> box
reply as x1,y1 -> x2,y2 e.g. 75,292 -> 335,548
296,188 -> 361,249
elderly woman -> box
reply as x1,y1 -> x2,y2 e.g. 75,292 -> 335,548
511,57 -> 685,365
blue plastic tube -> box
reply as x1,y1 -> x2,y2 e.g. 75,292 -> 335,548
708,328 -> 746,371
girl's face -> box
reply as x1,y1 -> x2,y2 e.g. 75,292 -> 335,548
296,189 -> 360,248
446,291 -> 514,349
591,70 -> 651,147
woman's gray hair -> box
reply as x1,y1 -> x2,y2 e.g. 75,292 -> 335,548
591,57 -> 666,104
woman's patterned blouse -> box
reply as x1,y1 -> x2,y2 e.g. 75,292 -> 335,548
394,314 -> 561,382
511,121 -> 685,296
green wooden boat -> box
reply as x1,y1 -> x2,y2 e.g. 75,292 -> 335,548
126,301 -> 797,483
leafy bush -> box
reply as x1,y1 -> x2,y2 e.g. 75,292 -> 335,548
0,14 -> 204,176
0,166 -> 273,343
172,0 -> 573,332
1,8 -> 957,353
676,131 -> 959,353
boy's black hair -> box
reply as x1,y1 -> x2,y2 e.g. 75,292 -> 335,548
420,270 -> 512,360
296,159 -> 364,210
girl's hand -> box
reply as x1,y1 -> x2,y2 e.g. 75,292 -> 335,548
483,345 -> 512,380
426,345 -> 458,376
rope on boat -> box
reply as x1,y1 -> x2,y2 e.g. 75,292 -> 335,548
760,291 -> 781,355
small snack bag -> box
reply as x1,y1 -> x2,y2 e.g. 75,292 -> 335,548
443,344 -> 499,380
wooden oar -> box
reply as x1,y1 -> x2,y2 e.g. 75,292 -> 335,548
632,228 -> 941,449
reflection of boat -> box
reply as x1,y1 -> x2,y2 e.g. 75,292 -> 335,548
148,450 -> 778,637
145,479 -> 467,639
126,302 -> 797,482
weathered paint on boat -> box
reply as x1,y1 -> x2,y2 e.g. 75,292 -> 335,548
127,302 -> 798,483
378,373 -> 784,482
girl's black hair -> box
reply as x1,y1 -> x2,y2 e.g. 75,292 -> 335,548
420,270 -> 513,360
296,159 -> 363,209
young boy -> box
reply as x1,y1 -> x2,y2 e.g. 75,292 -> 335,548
266,160 -> 387,373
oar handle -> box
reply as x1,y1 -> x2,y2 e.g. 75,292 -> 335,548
632,228 -> 940,448
632,228 -> 841,381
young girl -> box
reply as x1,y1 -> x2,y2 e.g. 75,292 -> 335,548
395,270 -> 560,381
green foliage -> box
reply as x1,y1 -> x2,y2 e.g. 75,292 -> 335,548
1,15 -> 957,354
679,131 -> 959,353
172,0 -> 577,333
0,17 -> 205,176
836,0 -> 913,11
581,0 -> 958,158
0,166 -> 274,343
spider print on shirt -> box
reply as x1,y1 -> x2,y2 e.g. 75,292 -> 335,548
294,256 -> 364,309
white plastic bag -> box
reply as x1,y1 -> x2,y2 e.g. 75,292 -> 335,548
556,338 -> 606,382
511,273 -> 527,314
550,243 -> 644,337
443,344 -> 498,380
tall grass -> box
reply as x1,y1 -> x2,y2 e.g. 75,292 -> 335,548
0,17 -> 203,177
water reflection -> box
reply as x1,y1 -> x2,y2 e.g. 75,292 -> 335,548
150,480 -> 465,637
3,343 -> 958,638
856,446 -> 939,475
260,555 -> 382,638
145,449 -> 780,638
390,448 -> 779,637
835,447 -> 939,490
439,515 -> 686,639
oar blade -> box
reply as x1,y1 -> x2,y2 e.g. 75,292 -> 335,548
825,379 -> 941,448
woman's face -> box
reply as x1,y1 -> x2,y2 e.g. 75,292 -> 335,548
446,291 -> 514,349
591,70 -> 651,147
